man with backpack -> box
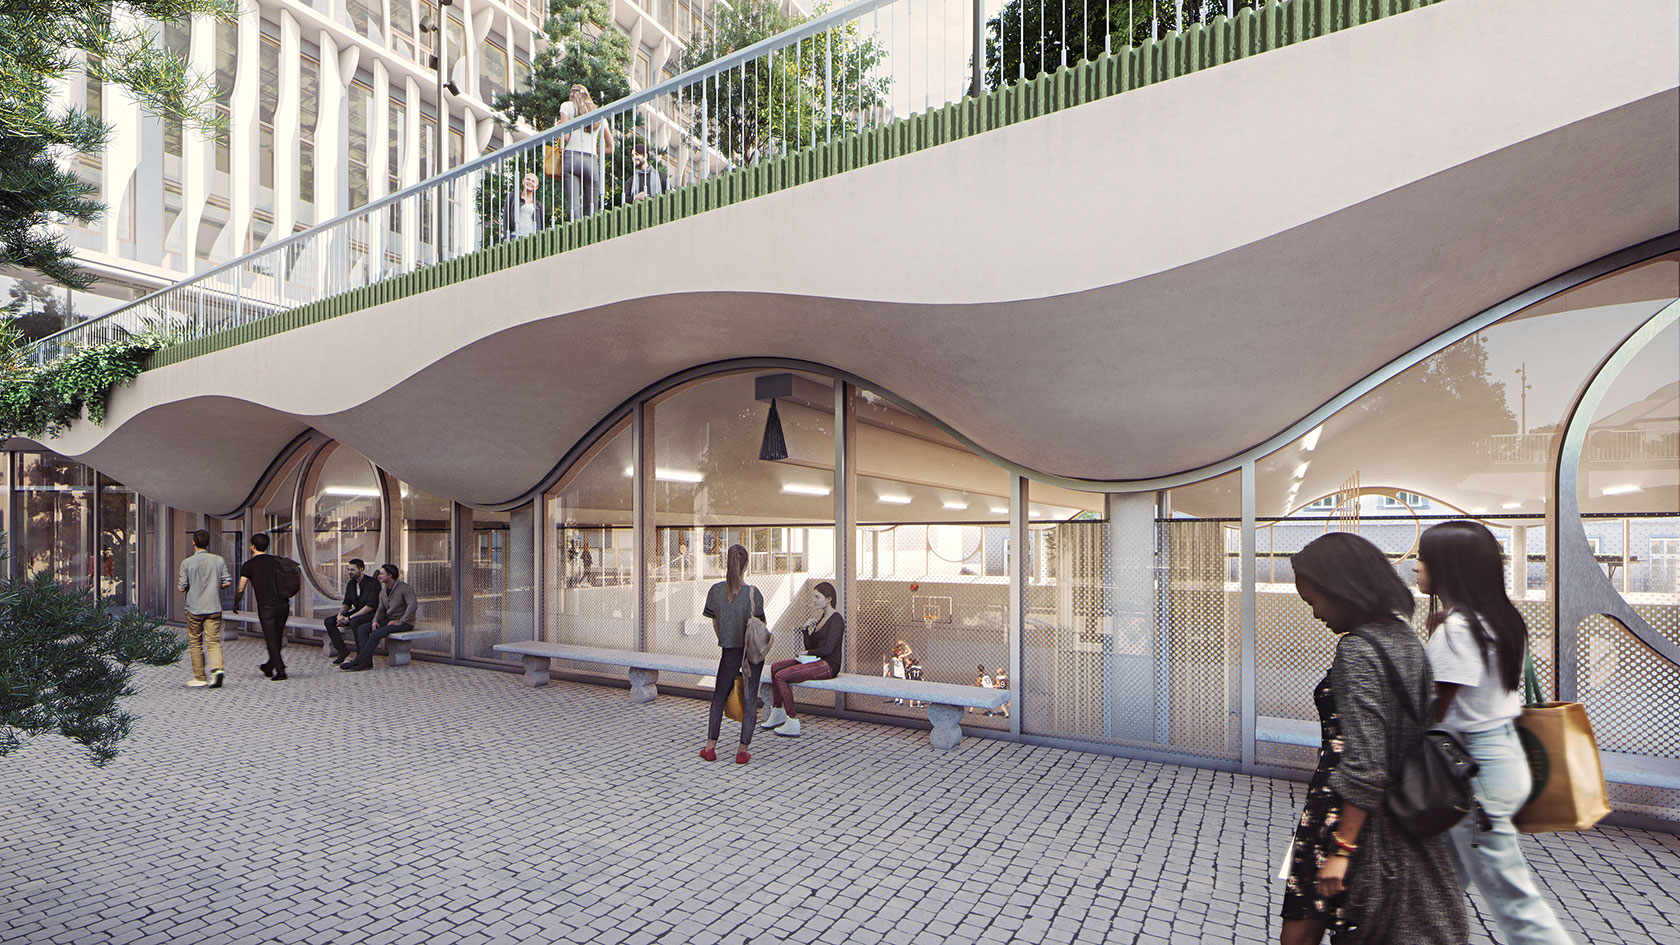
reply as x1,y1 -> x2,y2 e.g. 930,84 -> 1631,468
237,533 -> 301,681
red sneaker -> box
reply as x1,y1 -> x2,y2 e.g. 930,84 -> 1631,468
700,747 -> 717,762
735,750 -> 751,765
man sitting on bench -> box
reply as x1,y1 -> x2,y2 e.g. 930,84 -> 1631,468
324,558 -> 380,665
340,563 -> 417,672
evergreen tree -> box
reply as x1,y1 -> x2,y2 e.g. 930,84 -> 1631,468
494,0 -> 631,132
0,545 -> 188,765
1,0 -> 232,289
3,275 -> 71,341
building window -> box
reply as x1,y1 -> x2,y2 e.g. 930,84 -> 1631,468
345,0 -> 384,43
257,33 -> 280,215
389,0 -> 415,57
1306,494 -> 1338,511
1378,491 -> 1429,510
196,196 -> 229,264
1652,538 -> 1680,593
635,48 -> 651,90
162,183 -> 185,270
480,37 -> 508,101
511,55 -> 530,95
348,80 -> 373,209
299,57 -> 319,222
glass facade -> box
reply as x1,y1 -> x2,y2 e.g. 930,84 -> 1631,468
3,247 -> 1674,821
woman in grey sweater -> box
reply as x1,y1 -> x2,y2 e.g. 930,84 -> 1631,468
1281,533 -> 1468,945
699,544 -> 765,765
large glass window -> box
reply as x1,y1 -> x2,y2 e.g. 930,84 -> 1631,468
480,37 -> 508,101
546,419 -> 634,669
346,0 -> 384,42
853,388 -> 1009,728
15,453 -> 94,593
302,445 -> 382,598
652,373 -> 837,674
98,474 -> 140,607
389,0 -> 415,57
256,34 -> 280,218
348,80 -> 373,209
462,505 -> 535,660
398,485 -> 453,655
299,57 -> 320,223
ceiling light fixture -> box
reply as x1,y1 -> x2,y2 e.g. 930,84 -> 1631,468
321,487 -> 380,497
878,495 -> 912,505
943,500 -> 968,510
1502,502 -> 1523,510
782,483 -> 831,497
990,506 -> 1009,515
1602,484 -> 1643,496
1302,426 -> 1323,452
1293,462 -> 1310,479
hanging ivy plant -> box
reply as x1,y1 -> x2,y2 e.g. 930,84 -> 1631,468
0,325 -> 177,441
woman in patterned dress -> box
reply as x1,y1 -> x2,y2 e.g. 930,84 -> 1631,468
1280,533 -> 1468,945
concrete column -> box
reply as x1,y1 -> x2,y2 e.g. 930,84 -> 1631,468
223,7 -> 261,260
1510,524 -> 1528,600
274,12 -> 301,240
1102,492 -> 1157,741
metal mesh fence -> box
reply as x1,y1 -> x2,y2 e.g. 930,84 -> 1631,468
1578,609 -> 1680,759
848,524 -> 1009,730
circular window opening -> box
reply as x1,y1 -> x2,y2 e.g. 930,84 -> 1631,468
301,443 -> 383,599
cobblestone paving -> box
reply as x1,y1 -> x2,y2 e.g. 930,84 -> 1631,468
1,639 -> 1676,945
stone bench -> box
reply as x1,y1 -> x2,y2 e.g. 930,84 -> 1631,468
223,611 -> 437,667
1256,715 -> 1680,791
493,642 -> 1011,749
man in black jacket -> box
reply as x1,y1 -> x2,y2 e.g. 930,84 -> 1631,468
237,533 -> 289,681
324,558 -> 380,665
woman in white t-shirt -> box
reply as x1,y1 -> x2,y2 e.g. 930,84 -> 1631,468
1414,520 -> 1575,945
557,84 -> 612,220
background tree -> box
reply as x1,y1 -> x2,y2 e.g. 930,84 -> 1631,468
3,275 -> 71,341
493,0 -> 631,132
984,0 -> 1261,89
1,0 -> 231,292
0,545 -> 187,765
679,0 -> 890,167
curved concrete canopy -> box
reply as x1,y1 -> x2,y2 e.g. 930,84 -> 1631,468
51,0 -> 1680,512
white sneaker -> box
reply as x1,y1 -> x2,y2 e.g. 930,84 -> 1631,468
186,678 -> 210,687
760,706 -> 789,730
773,717 -> 802,737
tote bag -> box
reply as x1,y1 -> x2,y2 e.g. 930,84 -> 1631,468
1514,658 -> 1611,832
723,677 -> 745,722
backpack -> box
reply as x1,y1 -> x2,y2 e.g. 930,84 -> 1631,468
273,556 -> 303,599
1346,627 -> 1488,840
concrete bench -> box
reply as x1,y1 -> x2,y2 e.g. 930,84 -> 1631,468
223,611 -> 437,667
1257,716 -> 1680,791
493,642 -> 1011,749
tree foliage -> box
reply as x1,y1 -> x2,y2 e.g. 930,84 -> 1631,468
679,0 -> 890,166
984,0 -> 1261,89
1,0 -> 231,289
0,547 -> 187,765
494,0 -> 631,132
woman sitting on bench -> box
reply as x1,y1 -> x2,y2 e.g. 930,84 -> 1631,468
761,582 -> 845,738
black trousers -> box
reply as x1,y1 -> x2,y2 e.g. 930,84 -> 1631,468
324,612 -> 373,655
347,621 -> 412,670
257,602 -> 289,670
705,647 -> 763,747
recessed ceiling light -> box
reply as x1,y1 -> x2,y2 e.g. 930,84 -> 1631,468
1302,426 -> 1323,451
878,495 -> 911,505
658,469 -> 703,483
990,506 -> 1009,515
782,483 -> 830,497
1502,502 -> 1523,510
1293,462 -> 1310,479
321,487 -> 380,497
943,500 -> 968,510
1602,484 -> 1642,496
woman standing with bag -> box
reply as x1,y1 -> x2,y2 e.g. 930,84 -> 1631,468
1415,521 -> 1575,945
558,84 -> 612,220
700,544 -> 765,765
1280,533 -> 1466,945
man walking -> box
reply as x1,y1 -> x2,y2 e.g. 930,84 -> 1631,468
340,563 -> 417,673
177,528 -> 231,688
324,558 -> 379,665
237,533 -> 290,680
628,142 -> 663,202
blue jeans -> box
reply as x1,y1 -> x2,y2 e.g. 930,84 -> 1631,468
1449,722 -> 1575,945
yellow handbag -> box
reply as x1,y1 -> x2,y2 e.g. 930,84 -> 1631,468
1513,658 -> 1611,832
723,676 -> 745,722
543,141 -> 564,178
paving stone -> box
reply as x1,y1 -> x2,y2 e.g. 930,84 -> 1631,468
0,637 -> 1672,945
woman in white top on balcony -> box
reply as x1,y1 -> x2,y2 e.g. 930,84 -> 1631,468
1414,520 -> 1575,945
558,84 -> 612,220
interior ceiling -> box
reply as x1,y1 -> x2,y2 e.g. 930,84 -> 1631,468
39,0 -> 1679,514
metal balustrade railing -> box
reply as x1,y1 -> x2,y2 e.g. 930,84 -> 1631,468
29,0 -> 1437,364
